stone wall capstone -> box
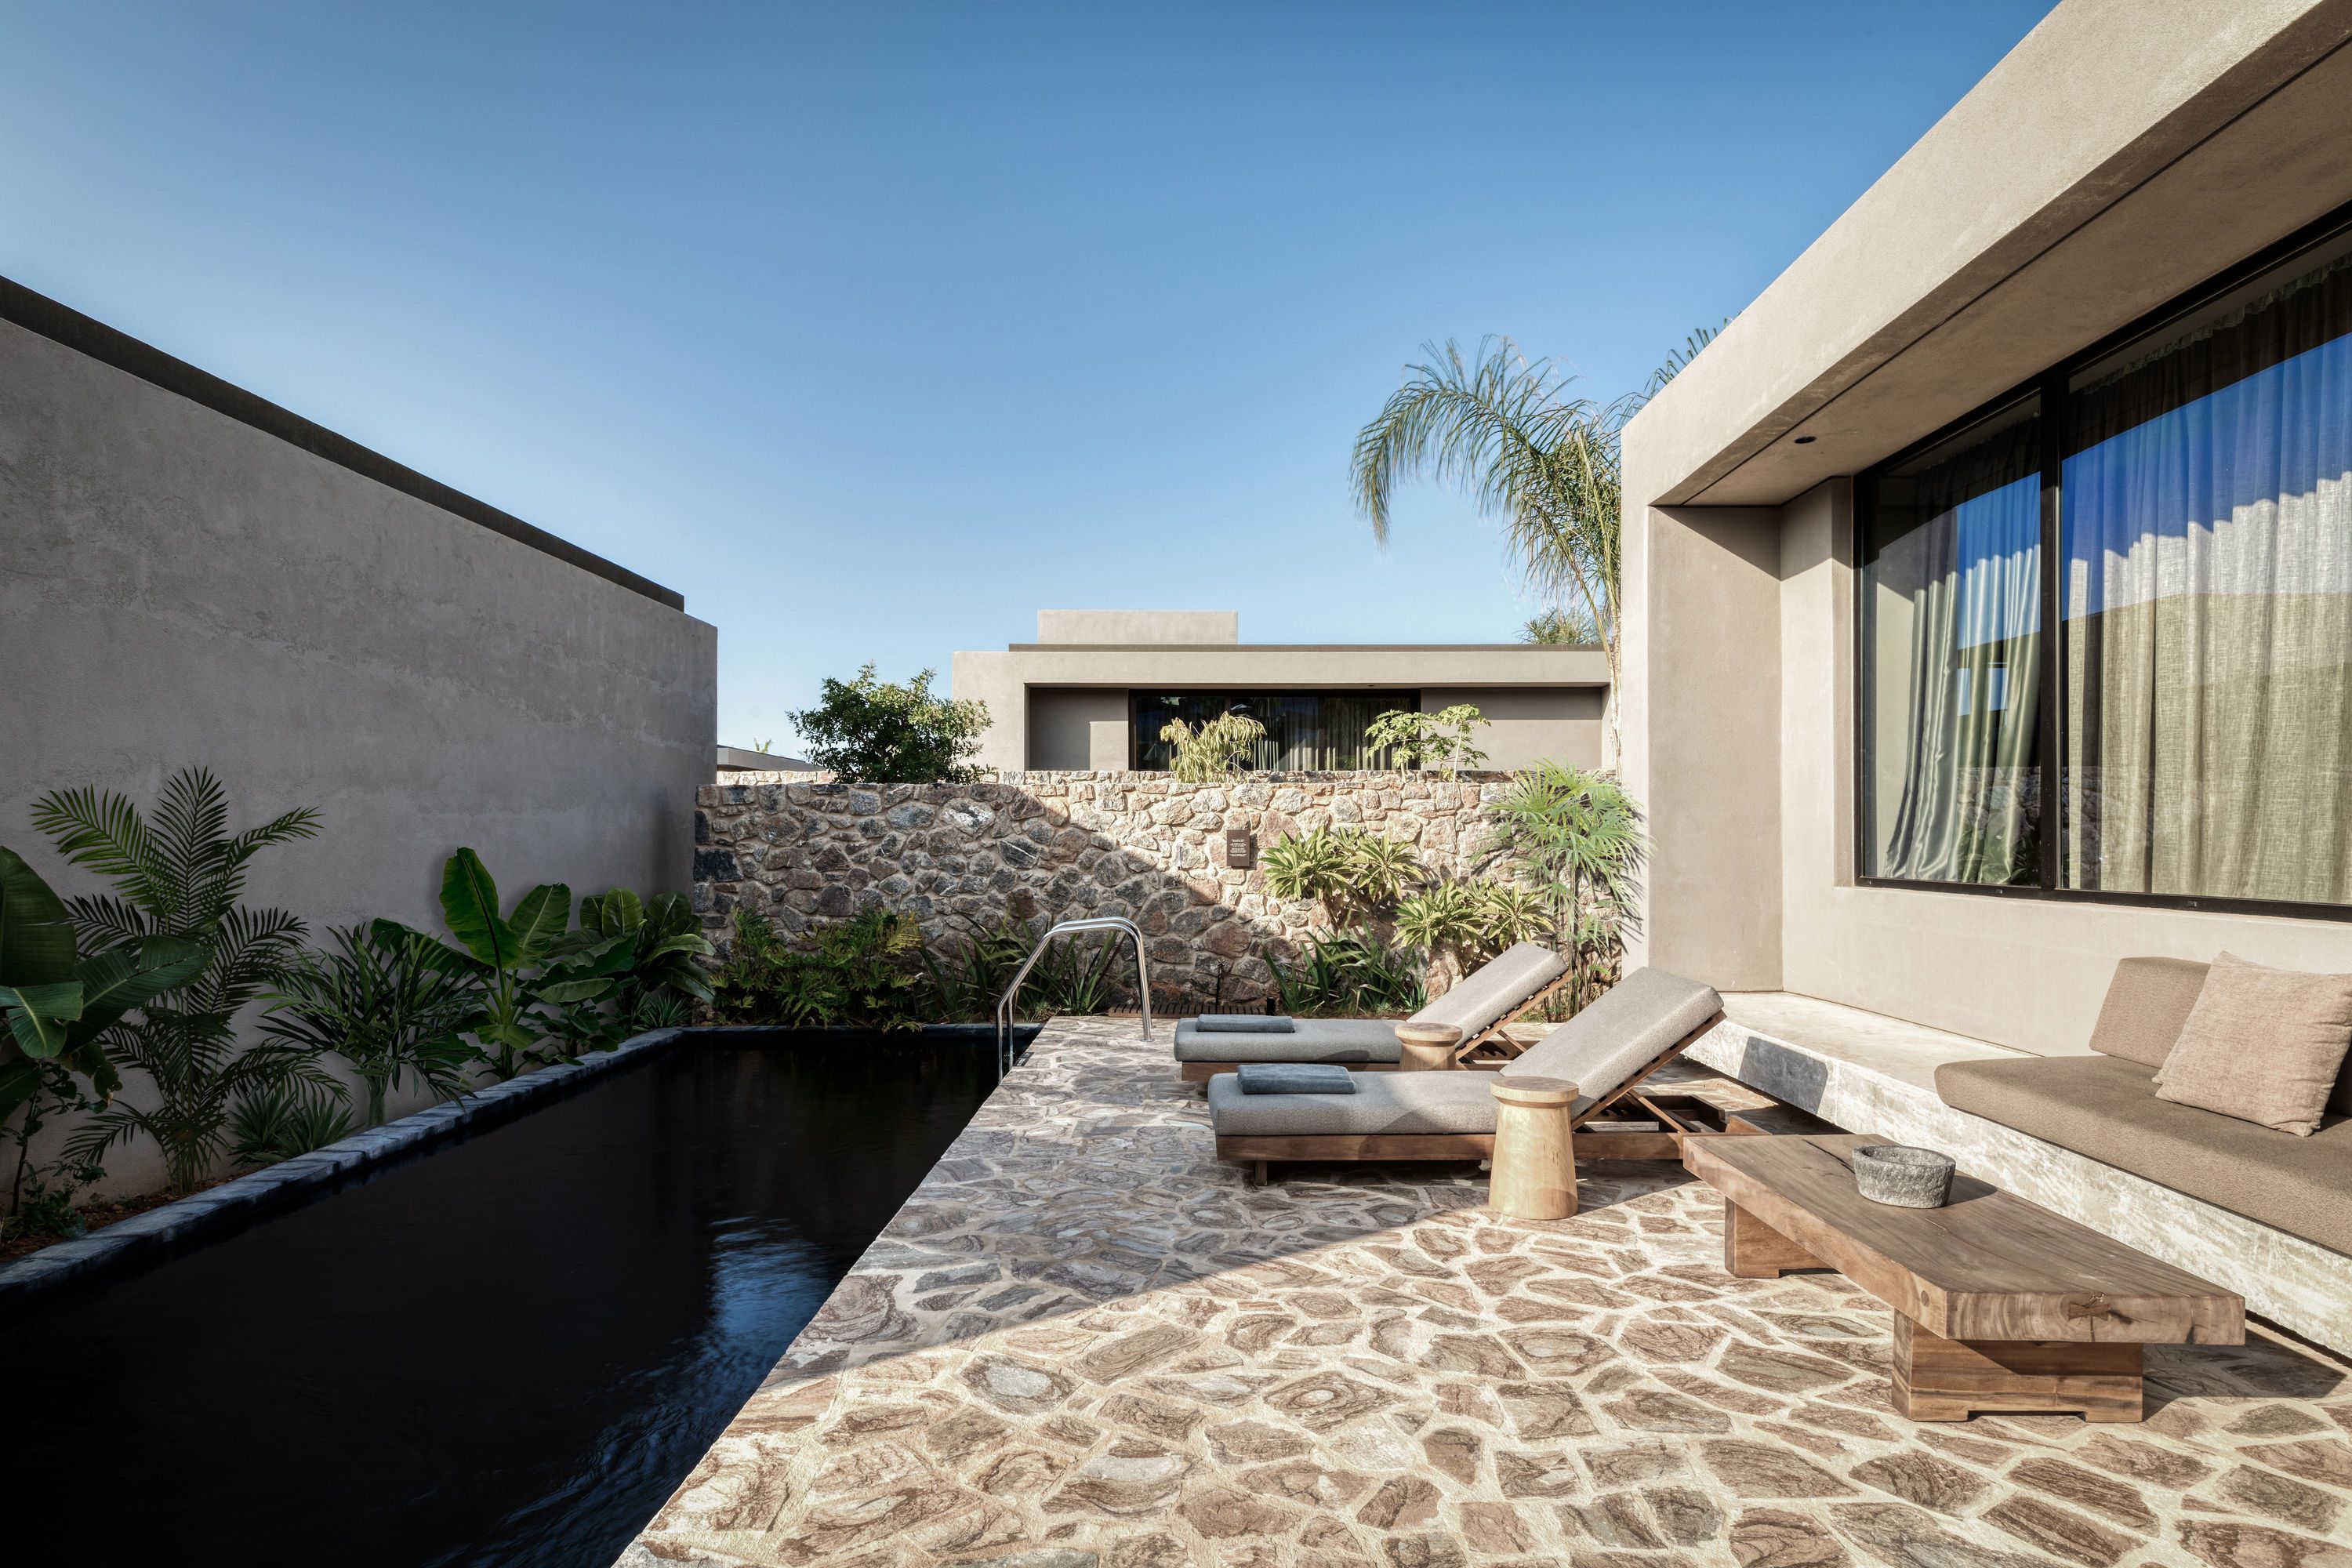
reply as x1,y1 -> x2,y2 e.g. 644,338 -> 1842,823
692,771 -> 1515,1012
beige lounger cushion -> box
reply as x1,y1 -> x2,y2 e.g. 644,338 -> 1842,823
1172,1018 -> 1402,1063
1410,942 -> 1570,1034
1207,1069 -> 1497,1136
1499,966 -> 1723,1112
1936,1053 -> 2352,1255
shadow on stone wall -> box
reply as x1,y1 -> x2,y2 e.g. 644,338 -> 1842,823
692,772 -> 1515,1014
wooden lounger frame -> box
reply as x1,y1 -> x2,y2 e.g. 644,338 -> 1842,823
1178,969 -> 1580,1083
1216,1009 -> 1730,1185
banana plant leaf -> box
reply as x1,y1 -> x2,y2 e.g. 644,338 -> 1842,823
0,845 -> 78,986
438,849 -> 521,970
1,981 -> 85,1057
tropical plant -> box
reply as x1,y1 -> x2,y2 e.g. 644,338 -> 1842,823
227,1078 -> 358,1167
261,925 -> 478,1126
790,664 -> 990,783
27,769 -> 334,1192
375,848 -> 579,1080
1363,705 -> 1490,779
922,910 -> 1036,1022
548,888 -> 717,1049
1480,762 -> 1647,1009
1258,826 -> 1422,922
1352,331 -> 1719,756
1265,931 -> 1426,1018
1521,605 -> 1601,646
710,906 -> 932,1029
1159,711 -> 1265,783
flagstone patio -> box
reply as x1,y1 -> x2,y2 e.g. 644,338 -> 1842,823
622,1018 -> 2352,1568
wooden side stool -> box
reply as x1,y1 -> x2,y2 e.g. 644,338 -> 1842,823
1489,1075 -> 1578,1220
1393,1022 -> 1464,1072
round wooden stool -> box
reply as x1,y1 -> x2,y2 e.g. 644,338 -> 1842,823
1393,1022 -> 1464,1072
1489,1075 -> 1579,1220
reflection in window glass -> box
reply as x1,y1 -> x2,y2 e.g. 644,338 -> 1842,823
1130,691 -> 1417,771
1860,397 -> 2043,884
2061,227 -> 2352,904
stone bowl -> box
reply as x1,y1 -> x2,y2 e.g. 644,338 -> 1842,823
1850,1144 -> 1956,1209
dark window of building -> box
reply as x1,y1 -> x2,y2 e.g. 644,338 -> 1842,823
1857,206 -> 2352,913
1860,396 -> 2044,886
2059,222 -> 2352,905
1129,691 -> 1418,771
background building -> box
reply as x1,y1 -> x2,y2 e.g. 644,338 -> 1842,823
952,610 -> 1609,772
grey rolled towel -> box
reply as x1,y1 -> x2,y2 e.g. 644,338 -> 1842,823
1192,1014 -> 1296,1033
1236,1063 -> 1356,1094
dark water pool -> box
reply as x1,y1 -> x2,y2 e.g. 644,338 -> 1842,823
1,1028 -> 1018,1568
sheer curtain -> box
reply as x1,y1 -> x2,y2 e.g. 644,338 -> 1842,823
1869,419 -> 2044,883
2063,249 -> 2352,904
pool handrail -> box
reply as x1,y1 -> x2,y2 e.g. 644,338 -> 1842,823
994,916 -> 1152,1078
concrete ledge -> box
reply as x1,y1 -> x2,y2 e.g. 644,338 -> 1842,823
0,1028 -> 685,1307
1693,997 -> 2352,1354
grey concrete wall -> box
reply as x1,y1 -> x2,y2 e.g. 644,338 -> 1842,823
1,314 -> 715,1194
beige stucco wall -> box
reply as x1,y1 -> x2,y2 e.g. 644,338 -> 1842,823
1035,609 -> 1237,644
1621,0 -> 2352,1054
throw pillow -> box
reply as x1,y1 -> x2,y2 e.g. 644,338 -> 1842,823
2154,952 -> 2352,1136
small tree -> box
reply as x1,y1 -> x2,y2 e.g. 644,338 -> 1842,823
791,665 -> 990,783
1159,711 -> 1265,782
1479,762 -> 1646,1011
1363,705 -> 1489,778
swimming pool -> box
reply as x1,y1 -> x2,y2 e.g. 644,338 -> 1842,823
2,1026 -> 1025,1567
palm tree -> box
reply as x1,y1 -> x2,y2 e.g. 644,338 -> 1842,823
1351,329 -> 1721,757
1479,762 -> 1647,1011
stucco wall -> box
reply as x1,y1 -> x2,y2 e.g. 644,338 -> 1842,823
694,772 -> 1515,1013
2,313 -> 715,1195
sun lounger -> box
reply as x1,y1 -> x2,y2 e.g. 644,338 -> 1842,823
1207,965 -> 1726,1183
1173,942 -> 1573,1081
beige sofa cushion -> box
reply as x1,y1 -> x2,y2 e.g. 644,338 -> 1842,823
2087,956 -> 2210,1069
1172,1018 -> 1402,1064
2154,953 -> 2352,1137
1936,1054 -> 2352,1255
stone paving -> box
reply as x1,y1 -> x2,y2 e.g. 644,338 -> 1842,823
623,1018 -> 2352,1568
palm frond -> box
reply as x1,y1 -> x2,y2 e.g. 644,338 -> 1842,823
31,786 -> 166,913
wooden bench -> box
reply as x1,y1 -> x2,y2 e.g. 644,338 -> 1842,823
1683,1134 -> 2243,1423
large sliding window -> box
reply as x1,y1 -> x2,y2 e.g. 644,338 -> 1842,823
1860,208 -> 2352,915
1131,691 -> 1417,771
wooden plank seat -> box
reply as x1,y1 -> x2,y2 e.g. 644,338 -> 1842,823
1684,1134 -> 2245,1423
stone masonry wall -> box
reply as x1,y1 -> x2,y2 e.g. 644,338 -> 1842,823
692,771 -> 1515,1012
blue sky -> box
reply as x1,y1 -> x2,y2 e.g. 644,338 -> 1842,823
2,1 -> 2054,750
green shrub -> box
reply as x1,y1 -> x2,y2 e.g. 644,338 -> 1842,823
1159,712 -> 1265,782
1363,705 -> 1490,778
711,906 -> 932,1030
789,665 -> 990,783
1266,931 -> 1426,1018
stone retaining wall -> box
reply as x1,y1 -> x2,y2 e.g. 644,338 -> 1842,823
692,771 -> 1517,1011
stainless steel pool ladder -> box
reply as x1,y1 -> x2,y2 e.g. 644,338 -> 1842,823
994,916 -> 1152,1080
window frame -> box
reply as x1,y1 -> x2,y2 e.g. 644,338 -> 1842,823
1852,197 -> 2352,924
